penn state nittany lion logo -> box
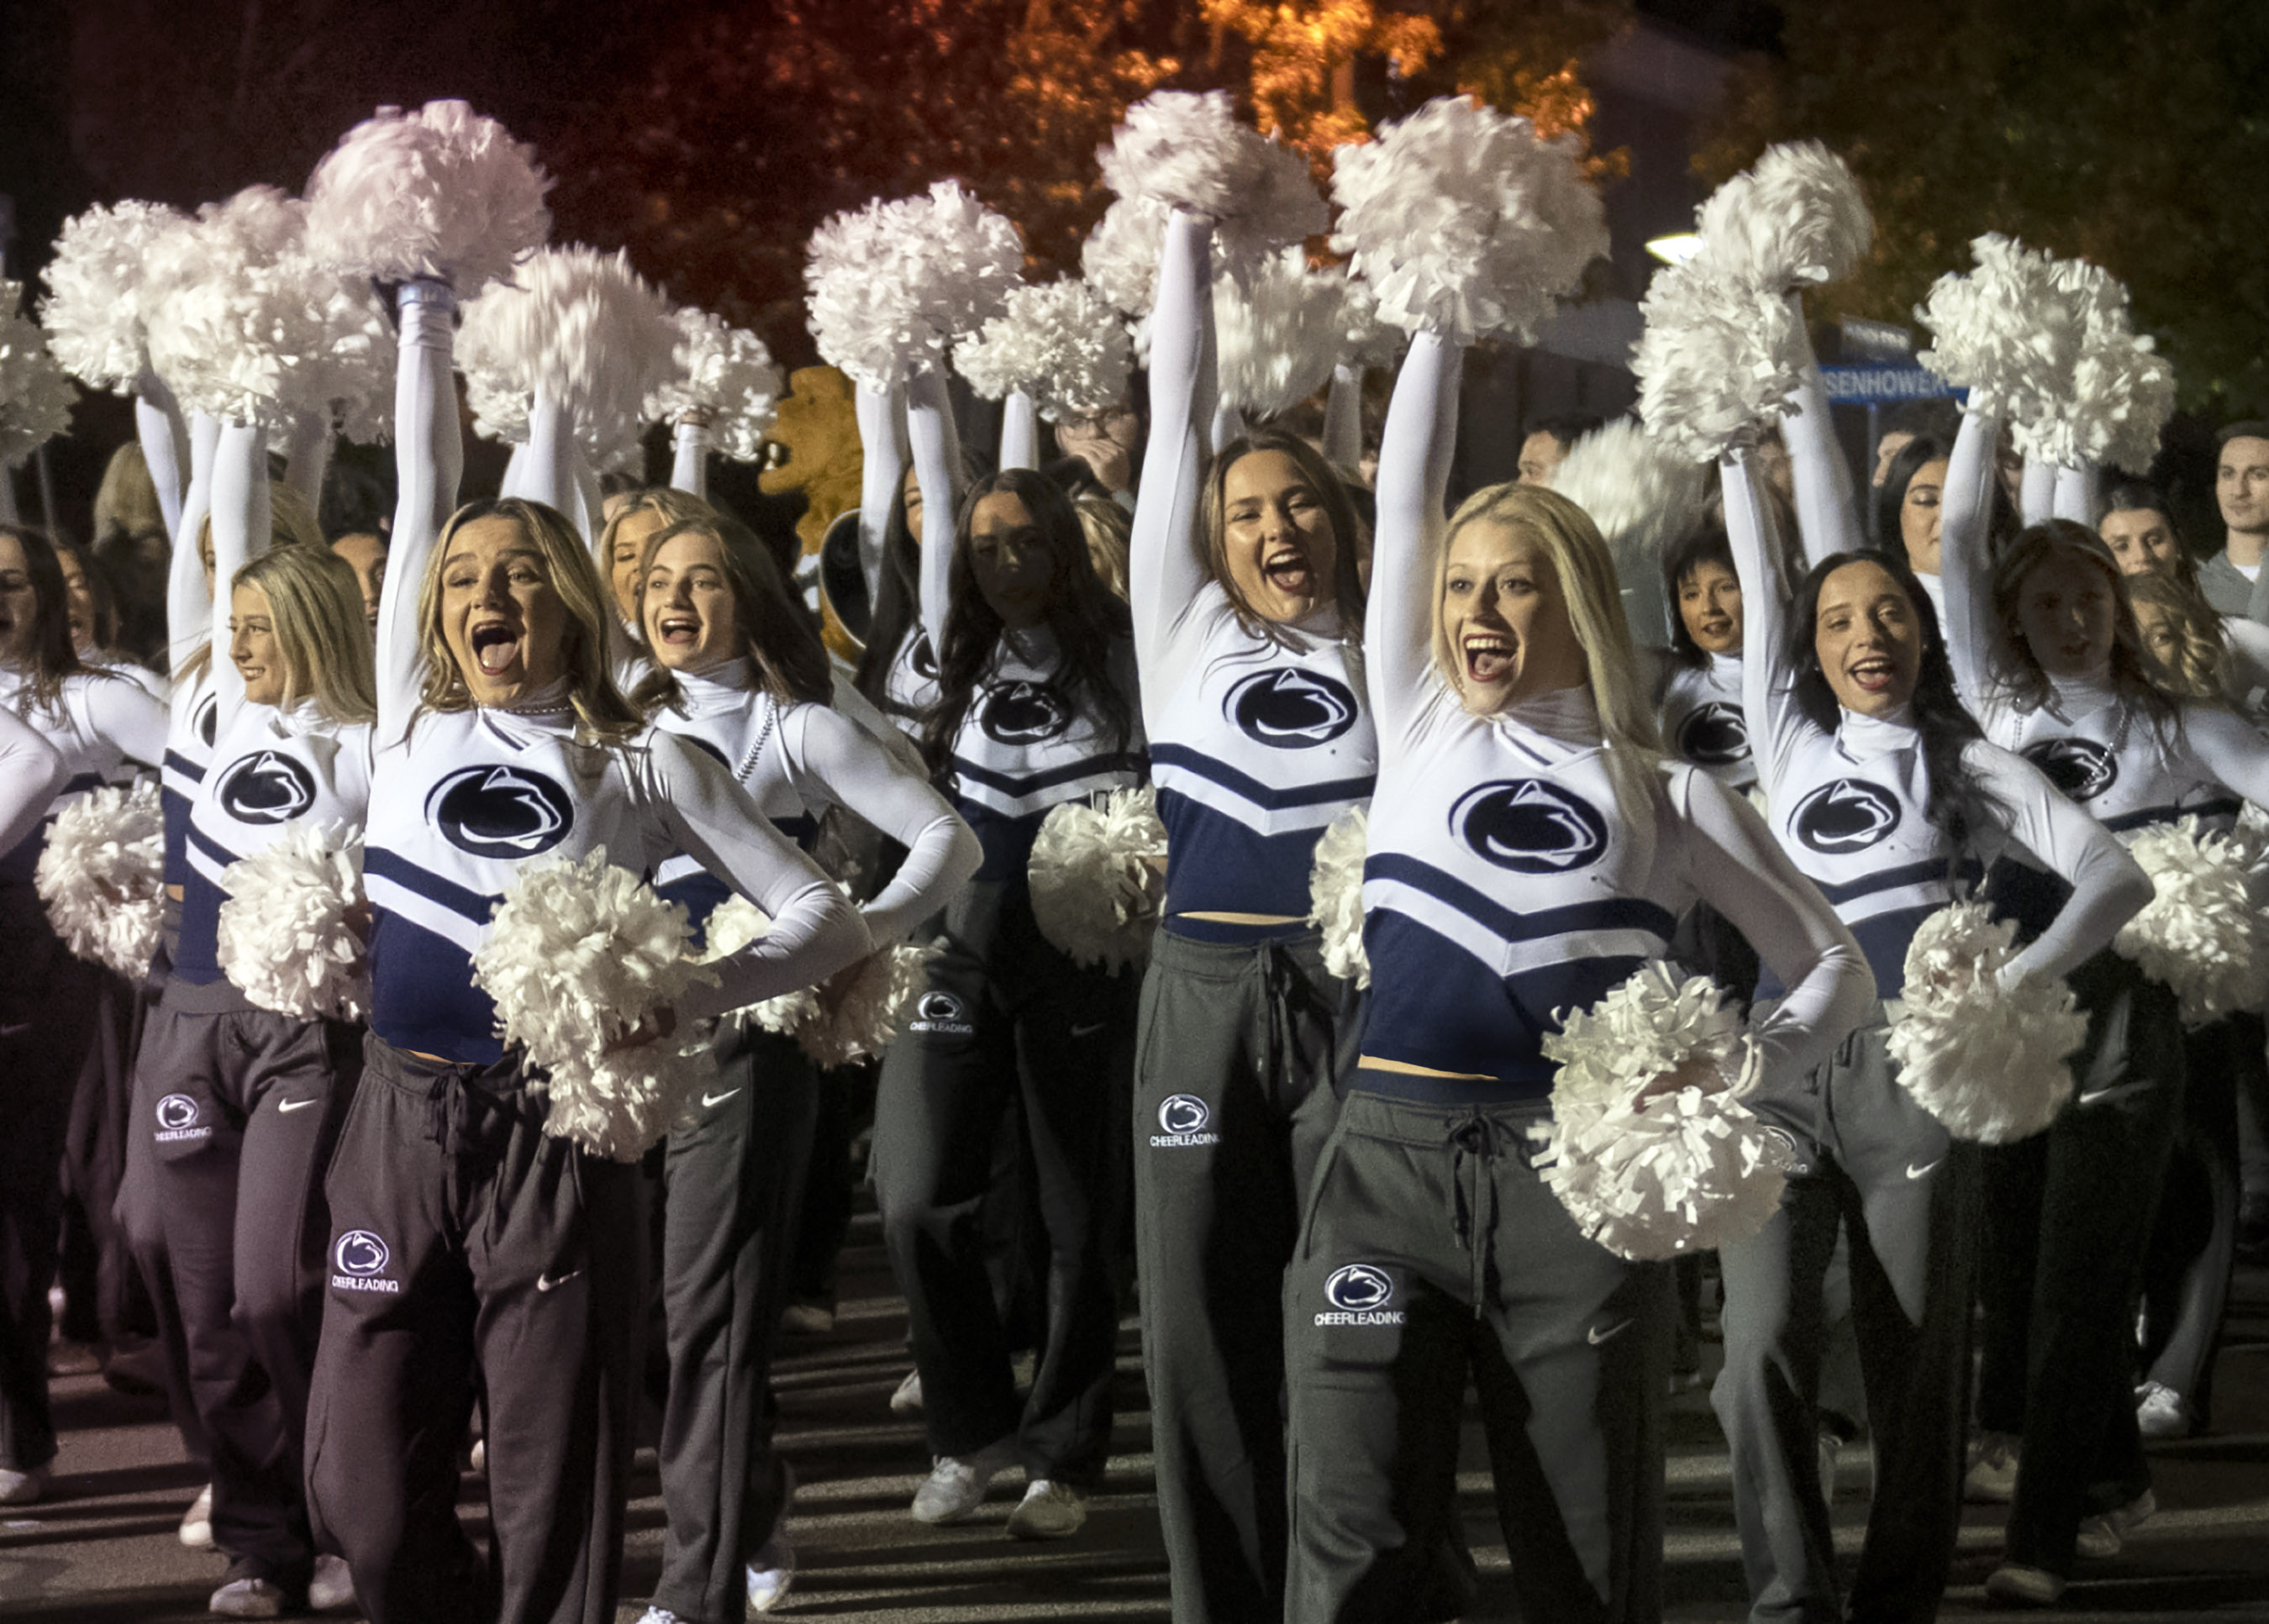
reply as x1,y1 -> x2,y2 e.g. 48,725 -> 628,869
2022,737 -> 2119,802
1792,779 -> 1903,854
1225,669 -> 1358,749
213,749 -> 317,824
1158,1095 -> 1210,1135
334,1230 -> 390,1277
1324,1264 -> 1395,1312
910,633 -> 940,682
196,693 -> 218,748
1677,702 -> 1750,767
1451,780 -> 1609,875
155,1094 -> 198,1132
427,765 -> 574,859
979,681 -> 1071,745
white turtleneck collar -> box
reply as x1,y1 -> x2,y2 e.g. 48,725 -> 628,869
1497,682 -> 1603,747
674,657 -> 757,709
2046,661 -> 2118,719
481,677 -> 572,722
1839,702 -> 1921,758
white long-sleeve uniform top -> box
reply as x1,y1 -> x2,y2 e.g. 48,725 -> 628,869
1655,653 -> 1756,792
0,707 -> 68,865
0,664 -> 170,886
1354,333 -> 1873,1103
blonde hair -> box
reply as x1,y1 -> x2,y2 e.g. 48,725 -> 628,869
2126,573 -> 2230,705
1074,496 -> 1133,602
1435,481 -> 1663,817
181,481 -> 328,686
414,497 -> 644,742
598,489 -> 714,581
92,442 -> 166,547
230,545 -> 377,724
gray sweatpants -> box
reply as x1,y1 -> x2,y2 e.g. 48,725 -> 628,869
1134,928 -> 1344,1624
1713,1020 -> 1977,1624
1284,1085 -> 1668,1624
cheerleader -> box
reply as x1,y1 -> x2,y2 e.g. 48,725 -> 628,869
1126,209 -> 1376,1621
850,458 -> 945,737
1282,332 -> 1874,1624
0,523 -> 170,1505
2099,483 -> 2269,709
300,280 -> 868,1624
631,512 -> 978,1621
871,365 -> 1144,1539
1935,423 -> 2269,1600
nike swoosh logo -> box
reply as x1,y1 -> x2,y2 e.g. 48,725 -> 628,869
535,1270 -> 582,1293
2078,1081 -> 2149,1107
1587,1320 -> 1632,1346
702,1088 -> 741,1108
277,1097 -> 319,1113
1906,1159 -> 1943,1180
1071,1022 -> 1107,1038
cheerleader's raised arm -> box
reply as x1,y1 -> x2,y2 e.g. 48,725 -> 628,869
1364,329 -> 1463,747
856,380 -> 909,604
908,365 -> 965,659
376,281 -> 465,738
1780,318 -> 1865,567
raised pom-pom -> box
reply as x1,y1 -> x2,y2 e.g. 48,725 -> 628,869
1329,95 -> 1606,346
216,823 -> 367,1022
2114,817 -> 2269,1026
34,782 -> 164,981
1096,91 -> 1324,288
141,187 -> 325,430
313,274 -> 397,444
303,99 -> 551,294
1214,250 -> 1343,421
1548,417 -> 1709,570
2062,270 -> 2174,475
1540,963 -> 1786,1260
1081,195 -> 1174,320
1695,141 -> 1872,293
1915,234 -> 2087,433
1306,805 -> 1370,988
806,181 -> 1024,390
1029,786 -> 1168,971
644,307 -> 783,462
1887,901 -> 2087,1143
38,202 -> 193,393
954,279 -> 1133,424
471,847 -> 719,1162
1633,259 -> 1807,464
0,281 -> 77,468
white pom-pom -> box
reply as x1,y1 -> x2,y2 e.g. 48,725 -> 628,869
2114,817 -> 2269,1026
1539,962 -> 1786,1260
1329,95 -> 1606,345
698,893 -> 932,1066
644,307 -> 783,462
1915,234 -> 2087,434
1633,259 -> 1807,464
309,272 -> 396,444
1213,250 -> 1343,421
806,181 -> 1024,390
1695,141 -> 1872,292
1548,418 -> 1709,570
303,99 -> 551,294
1887,901 -> 2087,1143
471,848 -> 719,1162
2062,270 -> 2175,475
954,279 -> 1133,424
34,782 -> 164,981
1305,806 -> 1370,987
0,282 -> 77,468
216,823 -> 367,1022
141,187 -> 327,430
38,202 -> 193,393
1081,195 -> 1174,320
1096,91 -> 1325,288
1339,274 -> 1408,371
456,245 -> 678,469
1029,786 -> 1168,971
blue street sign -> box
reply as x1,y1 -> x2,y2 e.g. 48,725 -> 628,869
1819,365 -> 1964,404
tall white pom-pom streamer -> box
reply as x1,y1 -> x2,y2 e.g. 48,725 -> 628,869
2058,268 -> 2175,475
1029,786 -> 1168,972
1887,901 -> 2087,1143
1082,195 -> 1175,321
216,823 -> 368,1022
1539,963 -> 1785,1261
303,99 -> 552,294
1548,418 -> 1710,573
34,782 -> 164,981
643,307 -> 783,462
38,202 -> 193,393
700,894 -> 940,1067
141,187 -> 326,431
1695,141 -> 1872,293
806,181 -> 1024,391
1340,275 -> 1408,371
1329,95 -> 1607,346
1095,91 -> 1325,289
471,848 -> 719,1163
954,280 -> 1133,424
0,282 -> 77,468
309,273 -> 396,444
1633,259 -> 1807,464
1305,805 -> 1370,988
1915,235 -> 2087,432
2114,817 -> 2269,1027
1214,250 -> 1343,421
456,245 -> 678,470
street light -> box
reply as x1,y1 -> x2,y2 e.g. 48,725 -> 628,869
1645,233 -> 1703,265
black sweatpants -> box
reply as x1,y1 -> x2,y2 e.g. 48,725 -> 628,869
1713,1021 -> 1977,1624
1134,927 -> 1344,1624
59,967 -> 155,1347
651,1021 -> 818,1624
1978,951 -> 2183,1578
1284,1085 -> 1668,1624
872,880 -> 1137,1486
304,1036 -> 644,1624
124,980 -> 358,1581
0,886 -> 100,1476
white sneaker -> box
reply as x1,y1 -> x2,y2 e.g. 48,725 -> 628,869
1984,1564 -> 2065,1606
1005,1478 -> 1087,1541
889,1369 -> 924,1416
779,1302 -> 835,1336
0,1462 -> 49,1506
2135,1380 -> 2193,1439
745,1460 -> 796,1615
208,1575 -> 288,1618
468,1437 -> 487,1474
2078,1486 -> 2157,1558
634,1610 -> 687,1624
179,1482 -> 213,1546
1965,1432 -> 2019,1503
308,1553 -> 355,1612
909,1438 -> 1015,1524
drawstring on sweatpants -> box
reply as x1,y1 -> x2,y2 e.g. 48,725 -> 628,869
1448,1116 -> 1500,1318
